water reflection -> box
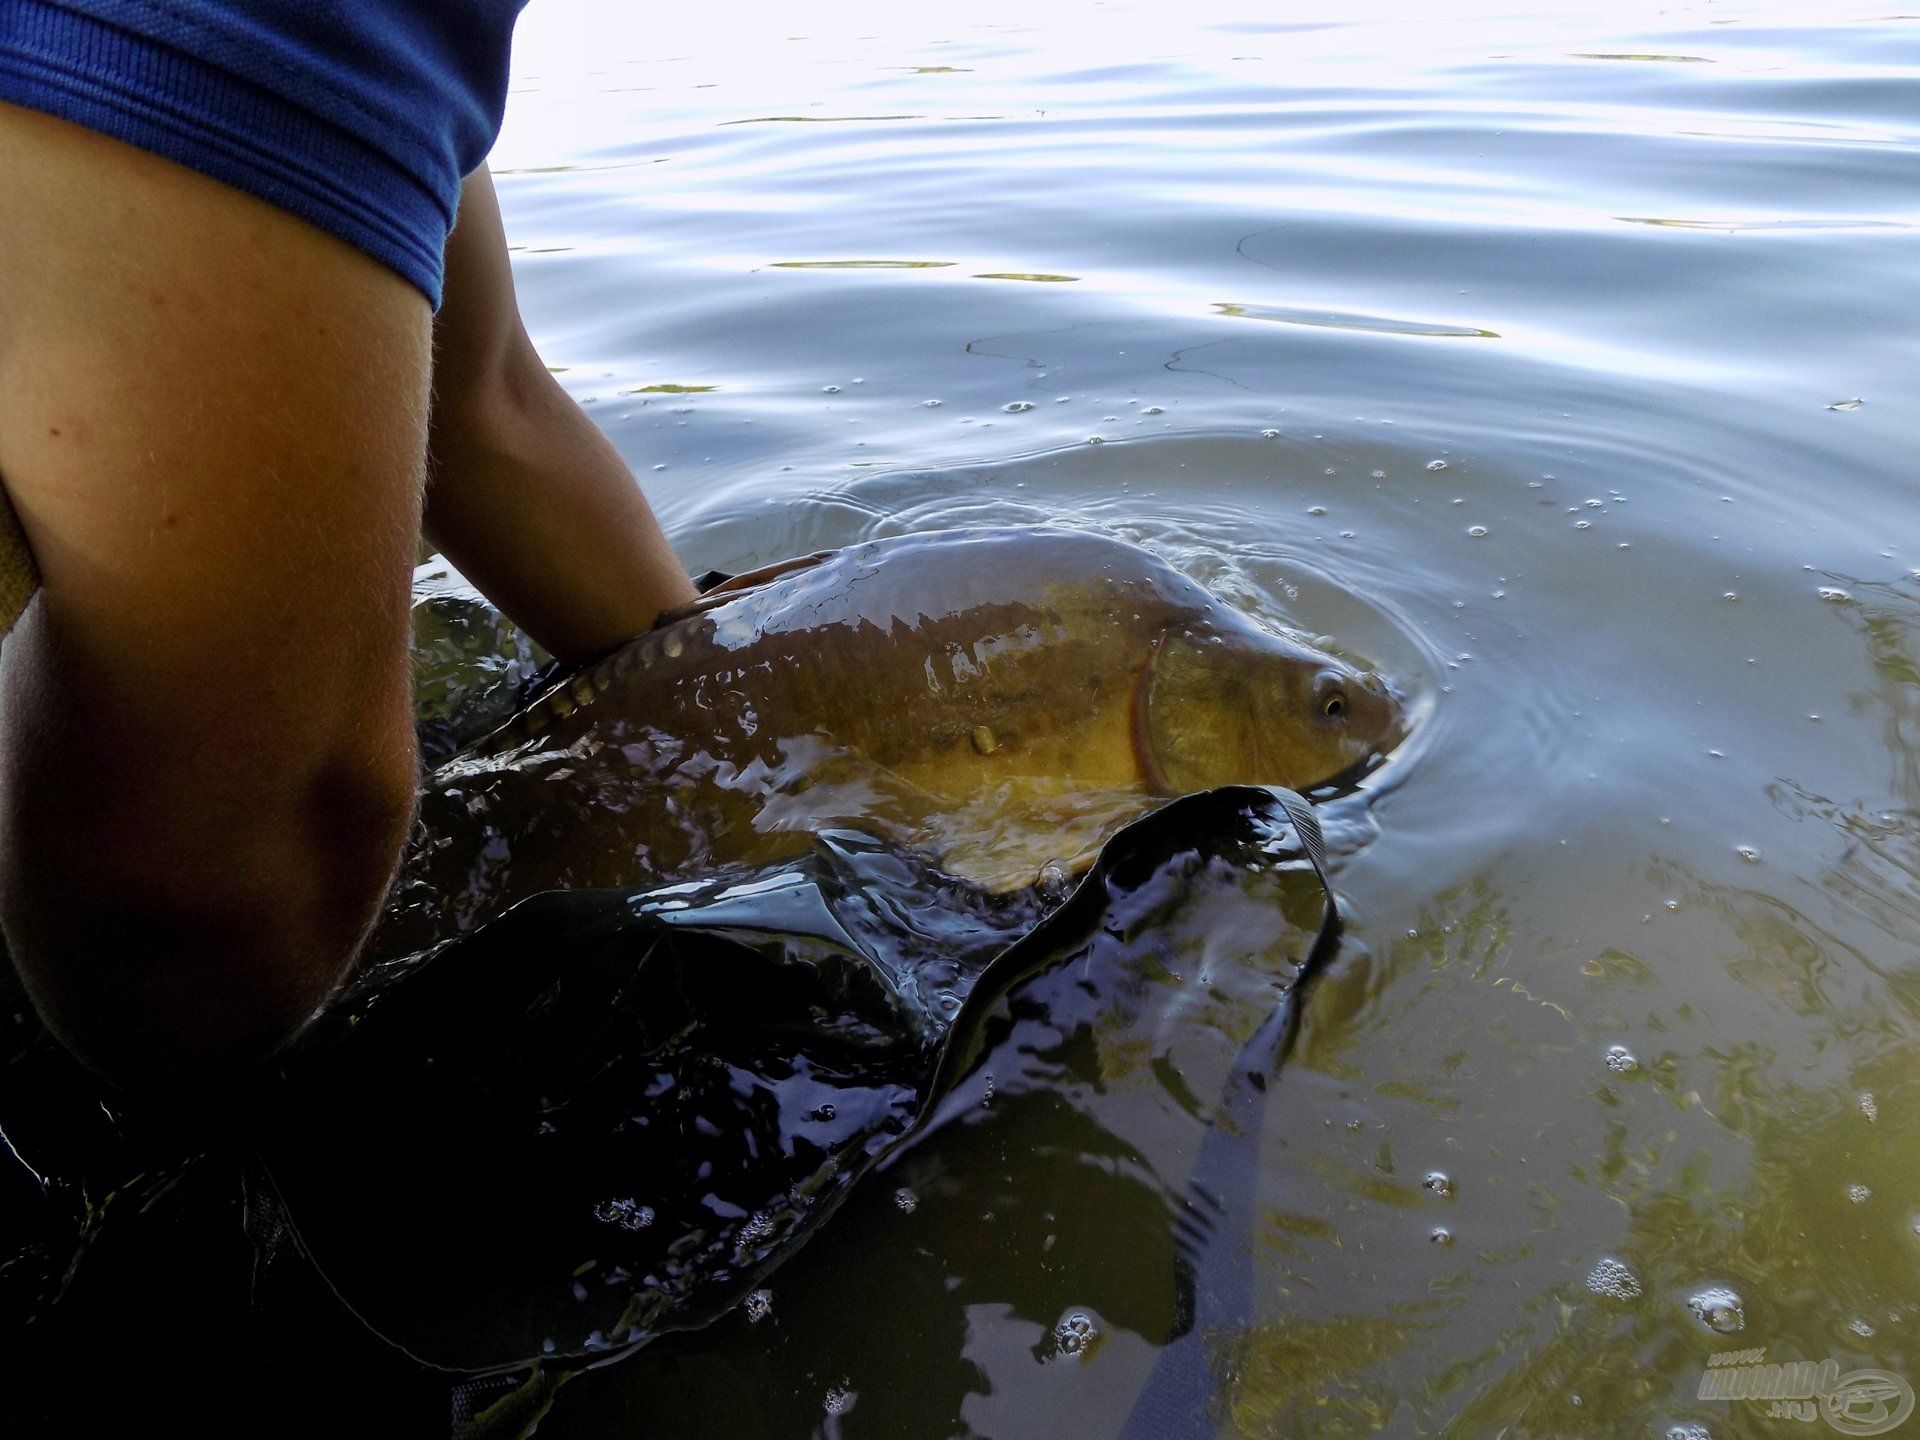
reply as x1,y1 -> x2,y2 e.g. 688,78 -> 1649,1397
427,0 -> 1920,1431
770,259 -> 956,268
1210,301 -> 1499,339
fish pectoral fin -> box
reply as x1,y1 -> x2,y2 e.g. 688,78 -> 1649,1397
934,834 -> 1095,895
751,751 -> 1166,898
931,786 -> 1164,894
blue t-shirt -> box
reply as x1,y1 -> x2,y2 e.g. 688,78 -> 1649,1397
0,0 -> 530,305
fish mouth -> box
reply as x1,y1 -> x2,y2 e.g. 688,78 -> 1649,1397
1358,670 -> 1411,753
1300,743 -> 1395,800
1312,669 -> 1408,793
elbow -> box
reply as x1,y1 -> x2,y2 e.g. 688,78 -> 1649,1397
1,748 -> 417,1092
431,329 -> 555,462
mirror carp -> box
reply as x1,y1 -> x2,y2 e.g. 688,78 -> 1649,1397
385,526 -> 1403,951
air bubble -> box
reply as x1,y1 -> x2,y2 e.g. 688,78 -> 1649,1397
1260,429 -> 1280,439
1430,1227 -> 1454,1246
1605,1045 -> 1638,1074
824,1384 -> 855,1416
1308,505 -> 1327,516
922,399 -> 942,408
1003,401 -> 1034,413
1425,459 -> 1448,472
1818,587 -> 1852,603
1853,1317 -> 1877,1338
1468,526 -> 1489,538
1423,1171 -> 1454,1198
894,1186 -> 920,1214
1574,520 -> 1592,530
1737,847 -> 1761,864
1087,435 -> 1105,445
1143,406 -> 1164,415
1861,1092 -> 1879,1122
1688,1286 -> 1745,1333
1036,861 -> 1071,901
1850,1183 -> 1872,1204
593,1198 -> 655,1231
1585,499 -> 1604,509
744,1289 -> 773,1323
822,385 -> 841,394
1586,1257 -> 1642,1300
1053,1311 -> 1098,1356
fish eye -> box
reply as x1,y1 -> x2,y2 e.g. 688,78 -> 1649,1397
1313,672 -> 1349,720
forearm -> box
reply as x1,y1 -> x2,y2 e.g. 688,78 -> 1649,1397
424,357 -> 695,662
422,166 -> 695,664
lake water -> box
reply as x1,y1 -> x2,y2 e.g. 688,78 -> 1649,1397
454,1 -> 1920,1434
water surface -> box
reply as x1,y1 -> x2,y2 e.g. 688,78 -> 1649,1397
448,1 -> 1920,1433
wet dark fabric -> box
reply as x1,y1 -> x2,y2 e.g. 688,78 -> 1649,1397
0,787 -> 1328,1439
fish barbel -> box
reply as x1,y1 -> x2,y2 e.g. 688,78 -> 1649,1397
385,526 -> 1403,950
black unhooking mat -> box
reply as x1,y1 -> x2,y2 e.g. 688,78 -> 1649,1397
0,786 -> 1331,1440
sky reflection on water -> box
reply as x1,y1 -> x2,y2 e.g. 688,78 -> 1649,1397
449,1 -> 1920,1433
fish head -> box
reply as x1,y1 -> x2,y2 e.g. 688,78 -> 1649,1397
1136,620 -> 1405,794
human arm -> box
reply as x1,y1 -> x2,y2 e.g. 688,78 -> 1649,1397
0,103 -> 430,1087
422,166 -> 696,663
